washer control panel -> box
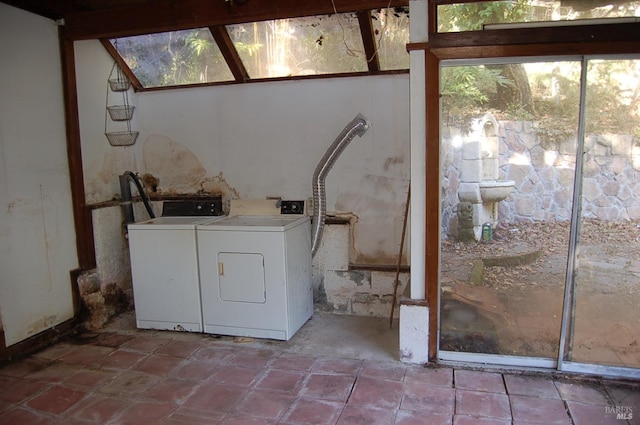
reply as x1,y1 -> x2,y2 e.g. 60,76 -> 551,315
162,197 -> 224,216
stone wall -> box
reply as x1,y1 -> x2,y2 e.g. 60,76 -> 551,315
442,121 -> 640,238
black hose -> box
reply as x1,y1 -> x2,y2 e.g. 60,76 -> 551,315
122,171 -> 155,221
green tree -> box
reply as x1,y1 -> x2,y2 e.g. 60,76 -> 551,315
438,1 -> 534,117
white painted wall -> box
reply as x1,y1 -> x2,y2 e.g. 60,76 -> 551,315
409,0 -> 428,299
75,41 -> 411,264
0,4 -> 77,346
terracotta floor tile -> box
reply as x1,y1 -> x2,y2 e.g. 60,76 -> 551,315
26,385 -> 88,415
0,379 -> 49,404
401,382 -> 455,414
113,401 -> 177,425
211,365 -> 265,387
404,366 -> 453,388
220,415 -> 277,425
27,362 -> 83,384
99,371 -> 162,396
162,411 -> 225,425
360,360 -> 407,382
312,359 -> 362,376
68,394 -> 127,423
504,374 -> 561,399
510,394 -> 571,424
568,401 -> 630,425
0,358 -> 51,378
165,406 -> 226,424
299,374 -> 356,402
453,415 -> 511,425
146,377 -> 199,404
183,383 -> 248,413
454,370 -> 506,393
227,349 -> 278,369
191,345 -> 236,363
336,404 -> 397,425
94,332 -> 135,348
2,313 -> 638,425
0,407 -> 56,425
256,369 -> 306,393
232,389 -> 294,419
96,349 -> 147,369
154,340 -> 202,358
282,398 -> 344,425
555,381 -> 610,405
33,343 -> 77,361
51,417 -> 94,425
0,401 -> 13,415
171,358 -> 222,381
271,353 -> 318,372
455,390 -> 511,420
63,368 -> 119,389
394,409 -> 452,425
604,383 -> 640,413
133,354 -> 184,375
121,336 -> 171,352
57,345 -> 114,365
348,377 -> 404,410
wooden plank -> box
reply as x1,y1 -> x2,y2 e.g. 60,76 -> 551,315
63,0 -> 409,41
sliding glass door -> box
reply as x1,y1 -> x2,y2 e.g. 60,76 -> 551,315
439,56 -> 640,375
561,58 -> 640,372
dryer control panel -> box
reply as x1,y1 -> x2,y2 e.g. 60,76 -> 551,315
280,200 -> 305,215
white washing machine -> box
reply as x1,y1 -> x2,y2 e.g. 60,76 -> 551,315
197,200 -> 312,340
127,199 -> 224,332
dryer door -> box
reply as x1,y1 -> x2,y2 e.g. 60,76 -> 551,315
217,252 -> 266,303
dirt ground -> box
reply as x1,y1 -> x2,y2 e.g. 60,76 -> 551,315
440,219 -> 640,368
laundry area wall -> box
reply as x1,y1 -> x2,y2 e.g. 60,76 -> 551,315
74,40 -> 411,322
0,4 -> 78,347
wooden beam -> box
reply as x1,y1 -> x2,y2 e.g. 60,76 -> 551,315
429,23 -> 640,48
99,39 -> 143,90
0,0 -> 65,20
60,28 -> 97,270
425,49 -> 440,361
357,10 -> 380,72
63,0 -> 409,41
210,25 -> 250,82
431,41 -> 640,61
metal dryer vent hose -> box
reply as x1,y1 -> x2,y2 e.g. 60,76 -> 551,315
311,113 -> 370,257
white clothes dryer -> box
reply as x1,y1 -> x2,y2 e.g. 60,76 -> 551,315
197,200 -> 312,340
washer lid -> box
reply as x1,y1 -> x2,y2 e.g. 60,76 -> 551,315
198,215 -> 309,232
128,216 -> 225,230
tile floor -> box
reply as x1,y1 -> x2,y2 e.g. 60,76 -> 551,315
0,312 -> 638,425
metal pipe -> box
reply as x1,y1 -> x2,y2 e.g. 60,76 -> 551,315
311,114 -> 370,257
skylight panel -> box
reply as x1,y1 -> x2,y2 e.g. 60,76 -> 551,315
226,13 -> 368,79
372,7 -> 410,71
111,29 -> 234,88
